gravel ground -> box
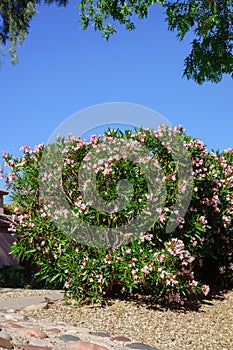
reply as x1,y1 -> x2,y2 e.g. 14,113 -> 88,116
4,287 -> 231,350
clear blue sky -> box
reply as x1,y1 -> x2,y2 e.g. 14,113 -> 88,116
0,1 -> 232,190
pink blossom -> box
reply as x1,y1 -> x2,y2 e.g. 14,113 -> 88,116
140,233 -> 153,242
90,135 -> 100,146
189,279 -> 198,287
2,151 -> 9,158
8,224 -> 16,232
32,143 -> 45,154
103,255 -> 112,264
64,281 -> 69,288
190,237 -> 198,247
5,159 -> 14,167
39,210 -> 47,218
155,253 -> 165,262
202,284 -> 210,296
96,274 -> 103,283
219,266 -> 226,274
20,145 -> 31,152
158,214 -> 166,224
141,265 -> 151,274
8,174 -> 16,182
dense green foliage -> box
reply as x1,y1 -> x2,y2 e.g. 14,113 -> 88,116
0,1 -> 68,64
0,1 -> 232,83
0,264 -> 44,288
1,125 -> 233,305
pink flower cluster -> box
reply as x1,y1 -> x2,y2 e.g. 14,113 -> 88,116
165,238 -> 194,263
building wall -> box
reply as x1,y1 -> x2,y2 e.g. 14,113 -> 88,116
0,229 -> 18,268
0,190 -> 19,268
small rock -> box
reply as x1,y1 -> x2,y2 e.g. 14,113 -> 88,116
18,327 -> 48,339
0,336 -> 14,349
111,335 -> 131,342
4,313 -> 28,321
126,343 -> 159,350
5,322 -> 23,329
66,342 -> 108,350
18,345 -> 52,350
0,331 -> 12,341
22,303 -> 47,312
89,331 -> 110,337
5,309 -> 15,313
60,334 -> 81,342
29,337 -> 48,347
47,328 -> 61,333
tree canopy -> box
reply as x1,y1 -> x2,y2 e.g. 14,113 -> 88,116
0,0 -> 232,83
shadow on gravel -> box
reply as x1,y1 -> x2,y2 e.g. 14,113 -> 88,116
101,283 -> 232,313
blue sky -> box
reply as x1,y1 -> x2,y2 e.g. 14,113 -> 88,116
0,0 -> 232,191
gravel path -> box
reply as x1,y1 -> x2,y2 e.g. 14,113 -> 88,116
0,291 -> 63,311
0,289 -> 63,300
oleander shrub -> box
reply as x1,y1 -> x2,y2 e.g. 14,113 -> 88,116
1,125 -> 232,305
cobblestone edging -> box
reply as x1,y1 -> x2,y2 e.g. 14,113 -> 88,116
0,310 -> 159,350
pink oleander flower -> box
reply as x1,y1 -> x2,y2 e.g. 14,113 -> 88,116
103,255 -> 112,264
96,274 -> 103,283
154,253 -> 165,262
219,266 -> 226,274
20,145 -> 31,152
167,293 -> 184,304
8,224 -> 16,232
32,143 -> 45,154
190,237 -> 198,247
8,174 -> 16,182
158,214 -> 166,224
5,159 -> 14,167
141,265 -> 151,274
140,233 -> 153,242
2,151 -> 9,158
189,279 -> 198,287
90,134 -> 100,146
202,284 -> 210,296
64,281 -> 70,288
